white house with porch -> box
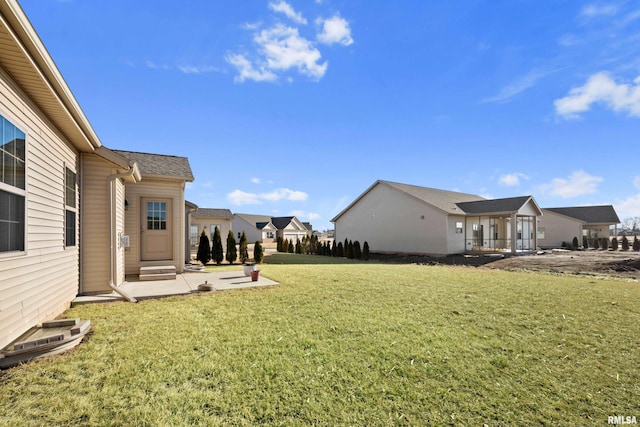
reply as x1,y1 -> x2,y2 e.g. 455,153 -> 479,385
332,180 -> 543,256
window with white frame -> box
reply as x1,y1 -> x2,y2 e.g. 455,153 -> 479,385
455,221 -> 463,234
0,115 -> 26,253
65,167 -> 77,247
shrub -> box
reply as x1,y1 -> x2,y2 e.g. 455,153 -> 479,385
633,236 -> 640,251
282,239 -> 289,253
276,236 -> 283,252
601,238 -> 608,250
346,240 -> 354,259
196,230 -> 211,266
336,242 -> 344,257
287,240 -> 294,253
254,241 -> 264,263
621,236 -> 630,251
572,237 -> 579,249
226,231 -> 237,264
611,237 -> 619,251
239,231 -> 249,264
211,226 -> 224,265
353,241 -> 362,260
583,236 -> 588,248
593,238 -> 599,250
295,239 -> 302,254
362,241 -> 370,260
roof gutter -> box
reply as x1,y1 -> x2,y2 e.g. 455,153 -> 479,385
107,167 -> 139,303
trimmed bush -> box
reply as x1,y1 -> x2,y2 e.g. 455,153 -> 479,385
226,230 -> 237,264
362,241 -> 370,261
583,236 -> 588,248
601,238 -> 608,250
621,236 -> 630,251
211,226 -> 224,265
295,239 -> 302,254
331,240 -> 337,257
239,231 -> 249,264
633,236 -> 640,251
353,241 -> 362,260
254,241 -> 264,263
593,238 -> 599,250
196,230 -> 211,266
288,240 -> 294,253
611,237 -> 619,251
276,236 -> 283,252
336,242 -> 344,257
346,240 -> 354,259
572,237 -> 579,249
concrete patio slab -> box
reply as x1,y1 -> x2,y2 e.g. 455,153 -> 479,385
72,270 -> 278,305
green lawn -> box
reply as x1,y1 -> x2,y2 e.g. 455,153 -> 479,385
1,254 -> 638,426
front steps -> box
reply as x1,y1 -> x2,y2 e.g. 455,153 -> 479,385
139,265 -> 176,281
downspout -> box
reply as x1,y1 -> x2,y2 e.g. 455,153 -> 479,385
108,169 -> 137,303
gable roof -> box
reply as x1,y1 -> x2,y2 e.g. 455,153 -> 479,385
113,150 -> 194,181
234,214 -> 306,231
456,196 -> 539,215
332,180 -> 485,222
271,216 -> 296,229
191,208 -> 232,219
544,205 -> 620,224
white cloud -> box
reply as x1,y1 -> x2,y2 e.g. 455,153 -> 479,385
268,0 -> 307,25
225,53 -> 278,83
615,193 -> 640,220
228,189 -> 262,205
580,4 -> 618,17
483,66 -> 571,104
178,65 -> 222,74
316,15 -> 353,46
498,173 -> 529,187
539,170 -> 603,198
290,210 -> 321,221
227,187 -> 308,205
255,24 -> 327,80
554,72 -> 640,119
261,188 -> 308,201
251,177 -> 261,184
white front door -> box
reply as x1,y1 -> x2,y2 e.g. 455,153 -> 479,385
141,198 -> 172,261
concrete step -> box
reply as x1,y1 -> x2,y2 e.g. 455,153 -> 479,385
139,265 -> 176,281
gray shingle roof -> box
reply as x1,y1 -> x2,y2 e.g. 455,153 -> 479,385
191,208 -> 233,219
382,180 -> 485,214
544,206 -> 620,224
456,196 -> 533,215
113,150 -> 194,181
271,216 -> 295,229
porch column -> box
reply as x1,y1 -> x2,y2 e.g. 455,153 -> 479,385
510,213 -> 517,254
533,216 -> 538,250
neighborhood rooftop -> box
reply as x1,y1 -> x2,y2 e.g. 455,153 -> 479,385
456,196 -> 536,215
114,150 -> 194,181
544,206 -> 621,224
191,208 -> 233,219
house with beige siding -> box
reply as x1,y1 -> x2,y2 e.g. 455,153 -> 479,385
332,180 -> 542,256
189,208 -> 233,254
232,213 -> 308,243
538,205 -> 620,248
0,1 -> 193,351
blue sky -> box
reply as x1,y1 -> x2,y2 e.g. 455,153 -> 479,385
19,0 -> 640,230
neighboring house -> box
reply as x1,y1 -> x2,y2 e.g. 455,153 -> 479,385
302,222 -> 314,237
189,208 -> 233,253
0,1 -> 193,350
332,180 -> 542,256
232,214 -> 308,243
538,205 -> 620,248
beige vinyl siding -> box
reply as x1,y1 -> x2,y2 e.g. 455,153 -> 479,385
0,69 -> 80,349
115,178 -> 126,284
124,180 -> 186,275
79,153 -> 124,294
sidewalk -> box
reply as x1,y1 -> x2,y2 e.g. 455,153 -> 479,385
72,270 -> 278,305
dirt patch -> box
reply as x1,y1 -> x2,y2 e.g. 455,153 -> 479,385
482,250 -> 640,280
370,250 -> 640,280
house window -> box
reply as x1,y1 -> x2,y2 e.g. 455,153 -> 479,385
65,167 -> 76,247
147,201 -> 167,230
190,225 -> 198,246
266,231 -> 274,239
0,115 -> 26,253
455,222 -> 463,234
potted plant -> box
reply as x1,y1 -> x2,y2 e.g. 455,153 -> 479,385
242,263 -> 257,276
250,269 -> 260,282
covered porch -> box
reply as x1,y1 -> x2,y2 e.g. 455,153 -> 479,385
456,196 -> 542,254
